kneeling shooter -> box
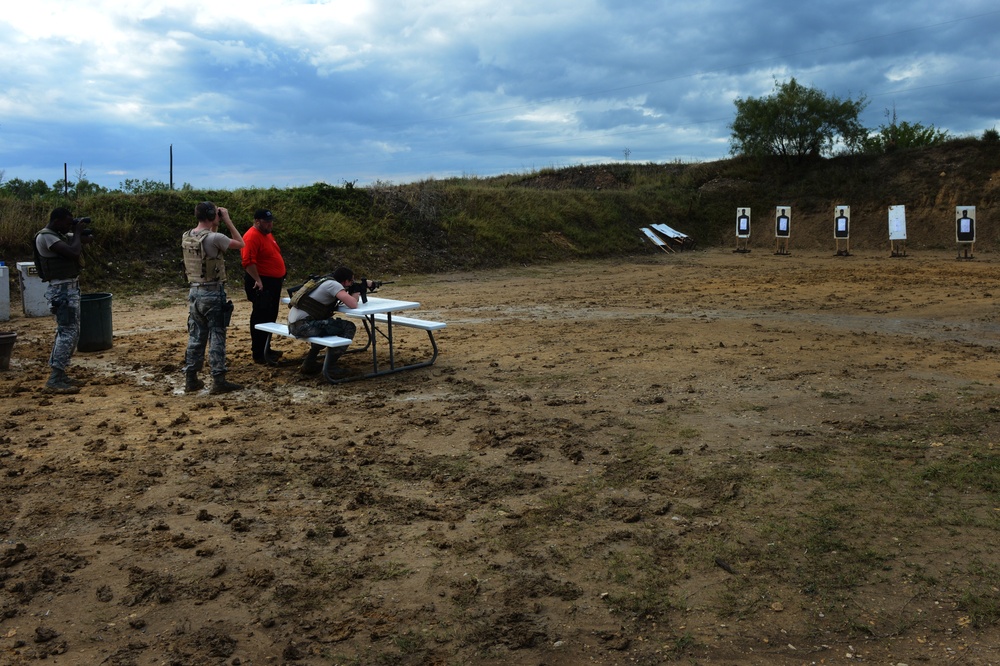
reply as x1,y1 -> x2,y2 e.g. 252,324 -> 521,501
287,266 -> 376,376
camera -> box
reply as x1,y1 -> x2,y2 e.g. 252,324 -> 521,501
73,217 -> 93,238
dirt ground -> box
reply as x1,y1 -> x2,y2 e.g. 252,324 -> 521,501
2,248 -> 1000,665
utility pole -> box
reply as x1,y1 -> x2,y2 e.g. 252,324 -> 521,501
170,144 -> 174,190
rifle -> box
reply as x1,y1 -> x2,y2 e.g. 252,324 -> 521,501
347,278 -> 394,303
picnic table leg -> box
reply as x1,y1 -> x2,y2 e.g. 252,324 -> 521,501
386,314 -> 396,370
313,313 -> 443,382
425,329 -> 439,365
366,314 -> 379,374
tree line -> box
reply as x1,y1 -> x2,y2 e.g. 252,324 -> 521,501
0,173 -> 191,201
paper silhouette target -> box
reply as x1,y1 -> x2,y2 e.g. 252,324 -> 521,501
834,206 -> 850,239
775,206 -> 791,238
956,207 -> 976,243
737,208 -> 751,238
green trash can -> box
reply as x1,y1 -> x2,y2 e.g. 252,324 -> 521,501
78,292 -> 113,352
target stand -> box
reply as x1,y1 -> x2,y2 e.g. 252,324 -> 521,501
956,206 -> 976,261
834,206 -> 851,256
774,206 -> 791,255
734,208 -> 751,253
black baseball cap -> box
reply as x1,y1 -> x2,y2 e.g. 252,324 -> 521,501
254,209 -> 274,221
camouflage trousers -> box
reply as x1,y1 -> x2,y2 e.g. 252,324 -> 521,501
184,285 -> 229,376
46,280 -> 81,371
288,317 -> 357,365
288,316 -> 357,341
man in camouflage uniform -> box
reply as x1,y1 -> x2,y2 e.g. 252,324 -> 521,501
182,201 -> 245,394
34,207 -> 92,394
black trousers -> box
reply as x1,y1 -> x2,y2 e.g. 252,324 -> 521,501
244,273 -> 285,360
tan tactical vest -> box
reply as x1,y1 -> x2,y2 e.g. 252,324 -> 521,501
182,229 -> 226,284
289,276 -> 339,320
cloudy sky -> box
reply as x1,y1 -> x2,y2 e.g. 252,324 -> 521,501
2,0 -> 998,190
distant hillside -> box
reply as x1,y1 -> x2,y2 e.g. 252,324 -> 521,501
1,139 -> 997,295
508,139 -> 1000,252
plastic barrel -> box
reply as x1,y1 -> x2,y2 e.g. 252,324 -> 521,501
78,293 -> 113,352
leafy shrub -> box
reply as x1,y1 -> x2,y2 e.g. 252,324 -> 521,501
863,106 -> 950,154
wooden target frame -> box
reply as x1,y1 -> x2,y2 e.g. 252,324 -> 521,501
735,207 -> 751,253
956,206 -> 976,260
834,205 -> 851,256
774,206 -> 791,255
888,205 -> 907,257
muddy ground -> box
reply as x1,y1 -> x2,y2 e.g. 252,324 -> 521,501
2,249 -> 1000,665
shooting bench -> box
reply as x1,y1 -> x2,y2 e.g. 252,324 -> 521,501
641,227 -> 671,252
652,223 -> 696,251
642,223 -> 696,252
260,297 -> 447,384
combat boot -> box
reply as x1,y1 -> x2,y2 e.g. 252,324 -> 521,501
299,345 -> 323,376
184,371 -> 205,393
209,374 -> 242,394
44,369 -> 80,395
64,374 -> 85,387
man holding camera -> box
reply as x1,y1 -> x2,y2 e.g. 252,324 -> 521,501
241,209 -> 286,365
33,207 -> 93,394
286,266 -> 375,377
181,201 -> 245,394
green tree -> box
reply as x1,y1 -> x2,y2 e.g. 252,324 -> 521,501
729,78 -> 869,163
863,106 -> 950,153
0,178 -> 51,199
117,178 -> 170,194
73,179 -> 108,197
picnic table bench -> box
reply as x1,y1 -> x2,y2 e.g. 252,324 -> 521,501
258,296 -> 446,384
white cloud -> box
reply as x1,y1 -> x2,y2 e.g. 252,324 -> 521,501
1,1 -> 998,188
885,62 -> 925,83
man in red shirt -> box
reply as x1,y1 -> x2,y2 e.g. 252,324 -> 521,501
241,209 -> 287,364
